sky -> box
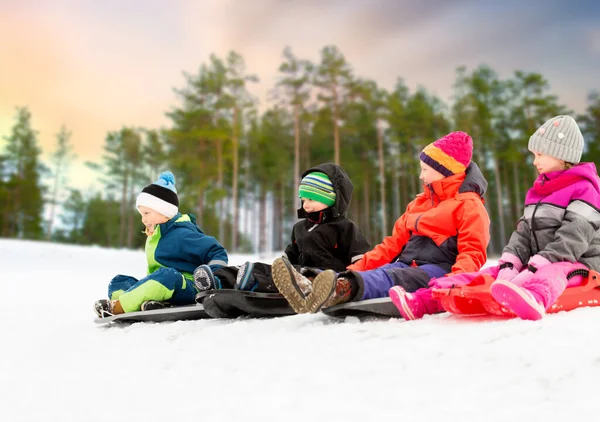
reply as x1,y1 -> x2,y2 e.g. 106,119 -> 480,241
1,0 -> 599,193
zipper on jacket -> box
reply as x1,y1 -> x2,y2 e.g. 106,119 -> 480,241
530,199 -> 543,253
426,183 -> 441,206
426,184 -> 434,206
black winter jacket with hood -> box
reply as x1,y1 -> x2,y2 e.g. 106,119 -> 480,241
284,163 -> 371,272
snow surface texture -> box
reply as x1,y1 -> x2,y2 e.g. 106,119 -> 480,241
1,239 -> 599,421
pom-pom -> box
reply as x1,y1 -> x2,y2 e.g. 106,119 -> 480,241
159,171 -> 175,186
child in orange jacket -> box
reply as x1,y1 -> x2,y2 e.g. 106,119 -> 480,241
272,131 -> 491,313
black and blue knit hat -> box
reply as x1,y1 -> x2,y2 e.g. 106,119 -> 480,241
135,171 -> 179,218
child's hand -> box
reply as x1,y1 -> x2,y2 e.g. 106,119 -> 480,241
429,277 -> 456,289
429,275 -> 470,289
527,255 -> 552,272
496,252 -> 523,281
496,266 -> 519,282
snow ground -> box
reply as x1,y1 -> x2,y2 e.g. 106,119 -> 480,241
1,239 -> 599,422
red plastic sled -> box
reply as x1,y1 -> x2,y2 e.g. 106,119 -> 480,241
432,270 -> 600,317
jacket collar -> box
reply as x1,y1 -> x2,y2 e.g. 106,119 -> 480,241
423,173 -> 466,201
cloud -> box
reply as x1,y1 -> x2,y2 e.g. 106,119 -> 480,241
1,0 -> 598,193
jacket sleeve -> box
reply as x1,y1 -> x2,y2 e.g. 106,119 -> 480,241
341,221 -> 371,267
451,196 -> 491,274
538,184 -> 600,263
177,229 -> 229,273
347,203 -> 413,272
284,227 -> 300,265
502,218 -> 533,267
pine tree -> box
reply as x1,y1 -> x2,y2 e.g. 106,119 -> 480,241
225,51 -> 258,251
46,125 -> 75,240
579,92 -> 600,163
2,107 -> 45,239
276,46 -> 313,215
60,189 -> 86,243
313,45 -> 353,166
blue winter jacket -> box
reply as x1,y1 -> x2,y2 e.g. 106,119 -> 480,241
146,213 -> 228,281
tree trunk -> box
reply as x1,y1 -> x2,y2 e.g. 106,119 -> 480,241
333,85 -> 340,165
258,186 -> 267,254
363,176 -> 370,241
377,121 -> 387,237
231,105 -> 240,251
501,162 -> 513,228
512,161 -> 522,219
491,154 -> 506,248
217,138 -> 225,242
1,190 -> 12,237
408,143 -> 417,198
293,103 -> 301,205
119,172 -> 128,247
399,142 -> 408,214
303,131 -> 311,173
126,177 -> 135,248
196,139 -> 205,226
46,162 -> 62,241
392,143 -> 400,222
279,180 -> 285,251
371,179 -> 378,242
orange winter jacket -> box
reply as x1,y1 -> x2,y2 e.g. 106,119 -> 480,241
348,163 -> 490,275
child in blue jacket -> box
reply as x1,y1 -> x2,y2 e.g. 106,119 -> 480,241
94,171 -> 228,317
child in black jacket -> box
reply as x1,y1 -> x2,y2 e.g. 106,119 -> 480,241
194,163 -> 370,313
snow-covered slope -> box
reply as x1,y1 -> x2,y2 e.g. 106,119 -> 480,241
1,239 -> 598,421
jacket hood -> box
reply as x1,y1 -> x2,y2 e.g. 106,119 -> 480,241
297,163 -> 353,219
459,162 -> 488,197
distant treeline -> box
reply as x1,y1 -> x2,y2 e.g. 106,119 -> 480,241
2,46 -> 599,254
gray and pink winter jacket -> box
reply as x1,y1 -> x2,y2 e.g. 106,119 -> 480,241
504,162 -> 600,271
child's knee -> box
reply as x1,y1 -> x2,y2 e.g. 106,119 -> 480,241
149,267 -> 185,289
108,274 -> 138,298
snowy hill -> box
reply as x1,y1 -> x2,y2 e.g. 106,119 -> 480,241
1,239 -> 599,421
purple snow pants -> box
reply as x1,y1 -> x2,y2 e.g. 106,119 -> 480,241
357,262 -> 447,300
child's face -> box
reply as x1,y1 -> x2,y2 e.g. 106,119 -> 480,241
419,161 -> 445,185
302,198 -> 329,213
137,206 -> 169,235
532,151 -> 566,174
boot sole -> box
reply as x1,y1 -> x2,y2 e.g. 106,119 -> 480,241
490,280 -> 545,321
272,257 -> 307,313
93,300 -> 112,318
389,287 -> 417,320
306,270 -> 337,313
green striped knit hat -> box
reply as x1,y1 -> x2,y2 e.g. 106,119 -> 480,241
298,171 -> 336,207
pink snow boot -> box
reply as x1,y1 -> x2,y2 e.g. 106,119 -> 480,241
490,280 -> 545,321
389,287 -> 444,320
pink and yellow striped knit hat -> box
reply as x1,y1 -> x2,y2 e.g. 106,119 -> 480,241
419,131 -> 473,177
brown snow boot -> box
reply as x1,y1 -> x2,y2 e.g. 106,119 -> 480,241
272,256 -> 313,313
305,272 -> 352,313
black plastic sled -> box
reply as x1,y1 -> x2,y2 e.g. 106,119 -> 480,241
322,297 -> 402,318
196,289 -> 296,318
93,304 -> 209,325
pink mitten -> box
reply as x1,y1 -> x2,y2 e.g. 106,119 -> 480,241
429,267 -> 498,289
496,252 -> 523,282
527,255 -> 552,272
